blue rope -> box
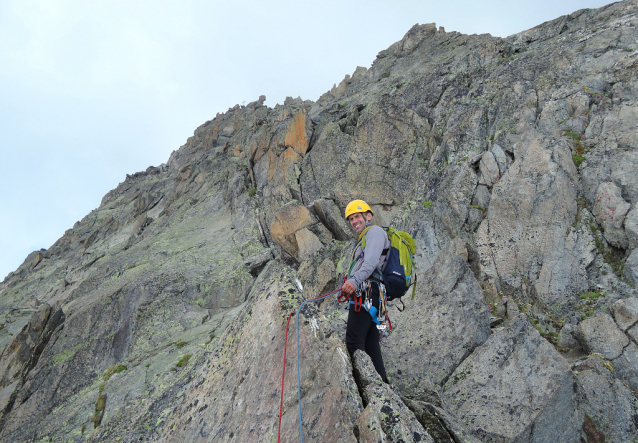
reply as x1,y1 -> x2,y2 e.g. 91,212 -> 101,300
296,287 -> 343,443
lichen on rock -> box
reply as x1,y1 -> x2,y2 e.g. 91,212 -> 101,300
2,1 -> 638,441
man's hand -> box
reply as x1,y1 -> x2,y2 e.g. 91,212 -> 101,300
341,280 -> 356,298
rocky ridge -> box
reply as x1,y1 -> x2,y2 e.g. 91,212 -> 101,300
1,1 -> 638,441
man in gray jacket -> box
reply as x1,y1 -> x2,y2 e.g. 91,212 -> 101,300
341,199 -> 390,383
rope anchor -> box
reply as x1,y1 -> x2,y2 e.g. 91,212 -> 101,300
277,280 -> 345,443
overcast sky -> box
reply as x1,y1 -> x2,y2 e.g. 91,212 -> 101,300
0,0 -> 616,280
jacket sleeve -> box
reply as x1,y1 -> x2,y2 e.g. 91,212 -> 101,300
346,226 -> 387,290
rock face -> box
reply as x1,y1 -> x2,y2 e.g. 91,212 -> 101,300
383,238 -> 491,392
353,350 -> 434,443
442,317 -> 580,442
1,1 -> 638,442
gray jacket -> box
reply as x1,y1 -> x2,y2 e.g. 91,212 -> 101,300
347,225 -> 390,291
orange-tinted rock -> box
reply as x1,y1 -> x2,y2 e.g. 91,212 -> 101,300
268,204 -> 315,258
251,130 -> 271,164
284,111 -> 309,155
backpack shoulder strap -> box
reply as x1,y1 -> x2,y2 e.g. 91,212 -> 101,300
357,225 -> 374,247
348,225 -> 374,276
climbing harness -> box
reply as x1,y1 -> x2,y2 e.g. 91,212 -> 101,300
341,280 -> 393,331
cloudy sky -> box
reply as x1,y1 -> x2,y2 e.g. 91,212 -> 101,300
0,0 -> 615,279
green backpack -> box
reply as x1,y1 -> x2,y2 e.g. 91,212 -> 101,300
360,226 -> 417,300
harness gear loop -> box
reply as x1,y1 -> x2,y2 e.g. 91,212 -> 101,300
354,296 -> 362,312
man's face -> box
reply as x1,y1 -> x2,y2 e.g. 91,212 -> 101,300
347,212 -> 372,234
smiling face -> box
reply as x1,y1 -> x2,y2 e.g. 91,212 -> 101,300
347,211 -> 372,234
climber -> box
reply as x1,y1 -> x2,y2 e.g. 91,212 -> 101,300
341,199 -> 390,383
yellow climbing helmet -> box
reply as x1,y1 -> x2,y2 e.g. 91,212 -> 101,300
345,200 -> 373,219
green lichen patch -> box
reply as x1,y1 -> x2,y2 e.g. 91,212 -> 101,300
91,391 -> 107,428
176,354 -> 192,368
589,223 -> 625,276
52,343 -> 83,366
572,155 -> 586,167
562,128 -> 587,161
103,363 -> 128,381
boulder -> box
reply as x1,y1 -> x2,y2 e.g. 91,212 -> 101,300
295,228 -> 324,261
577,314 -> 628,360
268,203 -> 317,259
613,342 -> 638,391
578,313 -> 638,390
479,151 -> 500,187
313,199 -> 352,241
441,316 -> 579,442
593,182 -> 631,249
296,241 -> 344,301
581,150 -> 638,217
491,144 -> 510,176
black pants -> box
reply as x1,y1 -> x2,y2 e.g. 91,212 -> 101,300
345,283 -> 388,383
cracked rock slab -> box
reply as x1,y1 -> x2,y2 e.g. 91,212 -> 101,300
574,355 -> 638,443
577,313 -> 638,390
593,181 -> 631,249
612,341 -> 638,391
475,130 -> 583,314
441,316 -> 579,442
611,296 -> 638,332
382,239 -> 490,393
353,351 -> 434,443
479,151 -> 500,187
577,313 -> 629,360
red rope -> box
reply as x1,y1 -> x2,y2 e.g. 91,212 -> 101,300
336,276 -> 349,303
278,311 -> 293,443
278,279 -> 346,441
